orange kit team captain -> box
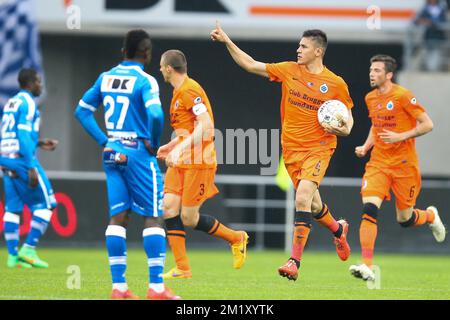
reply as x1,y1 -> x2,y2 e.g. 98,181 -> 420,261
211,22 -> 354,281
157,49 -> 249,279
349,55 -> 446,282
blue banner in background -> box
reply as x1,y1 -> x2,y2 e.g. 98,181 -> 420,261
0,0 -> 44,109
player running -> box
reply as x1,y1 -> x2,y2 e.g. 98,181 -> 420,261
350,55 -> 446,281
157,49 -> 249,279
74,30 -> 180,300
211,22 -> 354,281
0,68 -> 58,269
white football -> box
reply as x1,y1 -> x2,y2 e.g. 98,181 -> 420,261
318,100 -> 349,128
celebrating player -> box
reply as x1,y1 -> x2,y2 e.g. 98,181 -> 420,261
157,49 -> 249,279
74,30 -> 180,300
1,68 -> 58,269
211,22 -> 354,281
350,55 -> 446,281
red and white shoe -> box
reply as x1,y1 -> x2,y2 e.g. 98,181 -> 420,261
334,220 -> 351,261
277,259 -> 299,281
147,287 -> 181,300
111,289 -> 140,300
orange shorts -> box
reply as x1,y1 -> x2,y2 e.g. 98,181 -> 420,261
283,148 -> 335,189
361,162 -> 421,210
164,167 -> 219,207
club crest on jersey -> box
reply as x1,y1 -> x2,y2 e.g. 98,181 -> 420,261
319,84 -> 328,93
101,75 -> 137,93
194,96 -> 202,104
386,101 -> 394,111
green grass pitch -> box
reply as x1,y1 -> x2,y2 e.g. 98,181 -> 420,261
1,248 -> 449,300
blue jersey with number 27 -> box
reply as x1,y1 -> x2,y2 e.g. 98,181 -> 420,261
74,61 -> 163,151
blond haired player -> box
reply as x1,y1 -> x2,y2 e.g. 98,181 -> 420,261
349,54 -> 446,281
157,50 -> 249,279
211,22 -> 354,281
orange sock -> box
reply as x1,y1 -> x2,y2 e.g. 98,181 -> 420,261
314,204 -> 341,237
360,214 -> 378,267
167,230 -> 190,271
413,208 -> 435,226
208,220 -> 241,244
291,223 -> 311,262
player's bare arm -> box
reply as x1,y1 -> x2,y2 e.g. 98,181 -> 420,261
378,112 -> 433,144
38,138 -> 58,151
210,20 -> 268,78
355,126 -> 375,158
323,109 -> 354,137
157,136 -> 180,160
166,112 -> 214,167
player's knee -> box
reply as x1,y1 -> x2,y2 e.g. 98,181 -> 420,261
398,212 -> 416,227
362,203 -> 379,222
163,198 -> 172,212
109,211 -> 129,227
180,209 -> 199,228
144,217 -> 164,229
163,209 -> 179,220
163,198 -> 179,217
311,201 -> 323,215
295,193 -> 312,211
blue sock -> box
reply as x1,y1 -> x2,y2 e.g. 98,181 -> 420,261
105,225 -> 127,288
25,209 -> 52,248
3,212 -> 20,256
143,227 -> 166,286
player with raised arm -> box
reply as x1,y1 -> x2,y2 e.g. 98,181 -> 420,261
157,50 -> 248,279
350,55 -> 446,281
74,30 -> 180,300
211,22 -> 354,281
1,68 -> 58,269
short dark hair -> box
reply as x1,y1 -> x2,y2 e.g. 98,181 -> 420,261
161,49 -> 187,74
370,54 -> 397,74
18,68 -> 38,88
302,29 -> 328,53
123,29 -> 152,59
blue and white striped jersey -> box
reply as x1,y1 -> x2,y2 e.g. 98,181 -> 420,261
0,90 -> 39,166
76,61 -> 163,148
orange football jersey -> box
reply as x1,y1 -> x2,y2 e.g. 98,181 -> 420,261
266,62 -> 354,151
169,77 -> 216,168
365,84 -> 425,167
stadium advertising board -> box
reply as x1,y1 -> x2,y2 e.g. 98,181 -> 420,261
38,0 -> 424,40
0,179 -> 107,245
